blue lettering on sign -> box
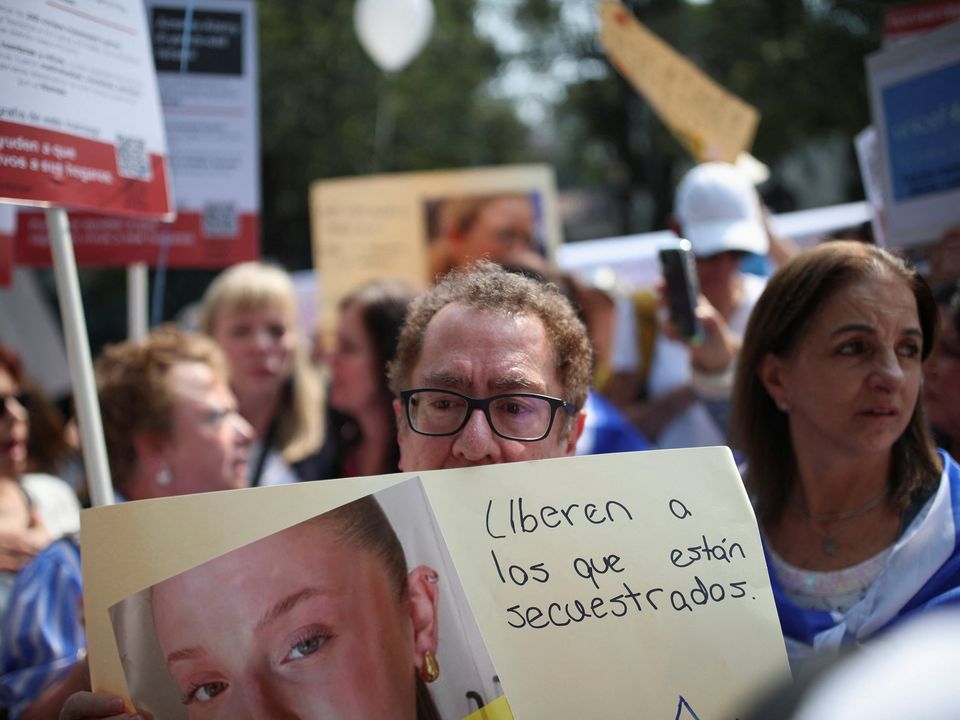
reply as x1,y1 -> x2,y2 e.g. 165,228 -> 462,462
675,695 -> 701,720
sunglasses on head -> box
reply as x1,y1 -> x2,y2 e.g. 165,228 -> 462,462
0,392 -> 30,418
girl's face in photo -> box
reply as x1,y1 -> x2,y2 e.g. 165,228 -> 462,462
451,196 -> 536,267
152,518 -> 435,720
211,303 -> 296,404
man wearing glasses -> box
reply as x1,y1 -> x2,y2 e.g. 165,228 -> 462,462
59,261 -> 593,720
388,260 -> 592,470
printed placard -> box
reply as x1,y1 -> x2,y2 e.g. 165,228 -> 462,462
106,477 -> 505,719
309,164 -> 560,342
84,450 -> 789,719
866,20 -> 960,249
598,0 -> 759,164
0,0 -> 172,219
13,0 -> 259,268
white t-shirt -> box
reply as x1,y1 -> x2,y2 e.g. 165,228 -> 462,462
648,273 -> 766,449
21,472 -> 81,537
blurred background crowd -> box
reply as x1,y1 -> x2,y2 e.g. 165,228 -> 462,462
1,0 -> 959,718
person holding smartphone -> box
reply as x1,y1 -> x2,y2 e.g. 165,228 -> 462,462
612,162 -> 771,449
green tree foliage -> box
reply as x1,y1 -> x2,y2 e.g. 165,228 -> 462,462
258,0 -> 532,267
518,0 -> 893,235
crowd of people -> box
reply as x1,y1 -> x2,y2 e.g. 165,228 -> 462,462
0,160 -> 955,718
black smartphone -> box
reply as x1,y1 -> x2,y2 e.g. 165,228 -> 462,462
658,239 -> 703,343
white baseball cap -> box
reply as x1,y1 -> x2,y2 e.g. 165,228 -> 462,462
674,162 -> 769,258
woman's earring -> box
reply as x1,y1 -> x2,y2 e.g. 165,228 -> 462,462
156,467 -> 172,486
778,401 -> 789,412
420,651 -> 440,683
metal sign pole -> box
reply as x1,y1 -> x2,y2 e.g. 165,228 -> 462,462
45,207 -> 114,507
127,262 -> 149,340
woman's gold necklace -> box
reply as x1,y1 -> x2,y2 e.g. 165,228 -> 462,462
790,487 -> 892,556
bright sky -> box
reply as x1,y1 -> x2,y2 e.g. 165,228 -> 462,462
474,0 -> 607,126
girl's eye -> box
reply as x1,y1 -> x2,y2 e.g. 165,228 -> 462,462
205,408 -> 229,425
185,681 -> 228,705
286,631 -> 328,661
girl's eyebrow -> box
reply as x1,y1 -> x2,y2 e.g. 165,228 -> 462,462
255,586 -> 332,630
167,645 -> 208,665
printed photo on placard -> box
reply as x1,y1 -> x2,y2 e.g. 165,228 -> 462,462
423,191 -> 547,279
310,163 -> 560,348
107,477 -> 506,720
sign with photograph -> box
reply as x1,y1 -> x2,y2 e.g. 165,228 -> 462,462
13,0 -> 259,268
83,449 -> 790,719
309,164 -> 560,341
107,477 -> 505,719
0,0 -> 172,219
866,20 -> 960,249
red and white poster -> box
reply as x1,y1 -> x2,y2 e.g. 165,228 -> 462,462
883,0 -> 960,44
0,0 -> 173,219
15,0 -> 259,268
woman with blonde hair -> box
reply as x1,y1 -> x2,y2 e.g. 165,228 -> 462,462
199,262 -> 325,485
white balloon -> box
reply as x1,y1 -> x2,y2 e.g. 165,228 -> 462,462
354,0 -> 435,73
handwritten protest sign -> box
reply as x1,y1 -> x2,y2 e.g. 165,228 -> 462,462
309,164 -> 560,341
83,449 -> 788,719
0,0 -> 172,219
865,19 -> 960,249
598,0 -> 759,164
426,448 -> 788,718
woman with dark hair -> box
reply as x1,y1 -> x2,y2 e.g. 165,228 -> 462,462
0,345 -> 79,590
924,279 -> 960,457
322,279 -> 417,478
730,241 -> 960,669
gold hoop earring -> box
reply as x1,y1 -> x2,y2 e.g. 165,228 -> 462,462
420,651 -> 440,683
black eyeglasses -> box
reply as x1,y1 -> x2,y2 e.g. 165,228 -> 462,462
400,388 -> 575,442
0,392 -> 29,419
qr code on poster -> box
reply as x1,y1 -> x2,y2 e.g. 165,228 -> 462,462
203,202 -> 238,237
115,135 -> 152,181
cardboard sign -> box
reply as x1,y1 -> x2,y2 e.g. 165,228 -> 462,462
309,164 -> 560,340
13,0 -> 259,268
84,449 -> 790,719
0,0 -> 172,219
598,1 -> 759,164
865,20 -> 960,249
